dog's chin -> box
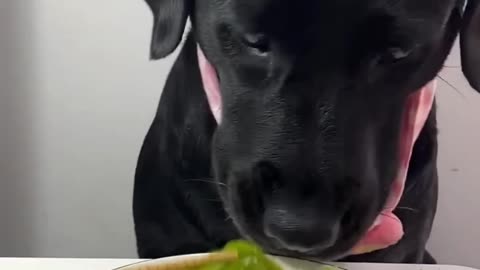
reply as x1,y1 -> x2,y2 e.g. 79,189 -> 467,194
260,242 -> 350,262
230,220 -> 356,262
247,234 -> 353,261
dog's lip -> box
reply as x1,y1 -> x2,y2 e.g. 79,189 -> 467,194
263,232 -> 325,254
260,236 -> 352,261
350,81 -> 436,254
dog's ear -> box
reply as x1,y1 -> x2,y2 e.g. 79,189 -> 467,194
460,0 -> 480,91
145,0 -> 191,60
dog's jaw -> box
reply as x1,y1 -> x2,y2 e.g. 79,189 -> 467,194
197,45 -> 436,256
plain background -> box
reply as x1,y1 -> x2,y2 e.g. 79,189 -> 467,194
1,0 -> 480,267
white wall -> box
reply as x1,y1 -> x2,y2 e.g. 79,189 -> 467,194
0,0 -> 176,258
1,0 -> 480,267
429,43 -> 480,268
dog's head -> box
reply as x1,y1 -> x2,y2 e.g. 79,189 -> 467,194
144,0 -> 479,259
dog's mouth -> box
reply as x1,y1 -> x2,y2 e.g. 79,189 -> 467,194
349,82 -> 436,254
197,46 -> 436,255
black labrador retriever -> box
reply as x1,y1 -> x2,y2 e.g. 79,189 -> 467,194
133,0 -> 480,264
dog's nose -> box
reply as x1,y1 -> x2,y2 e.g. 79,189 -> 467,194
263,203 -> 339,251
250,162 -> 340,250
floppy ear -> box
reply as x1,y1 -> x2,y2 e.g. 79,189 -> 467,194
460,0 -> 480,91
145,0 -> 191,60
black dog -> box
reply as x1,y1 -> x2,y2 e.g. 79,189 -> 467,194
133,0 -> 480,264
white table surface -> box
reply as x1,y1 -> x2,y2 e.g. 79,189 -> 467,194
0,258 -> 478,270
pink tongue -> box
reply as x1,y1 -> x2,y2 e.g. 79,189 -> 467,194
197,46 -> 436,255
198,47 -> 222,123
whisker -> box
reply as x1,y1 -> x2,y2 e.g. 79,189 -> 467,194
383,206 -> 418,213
437,74 -> 465,99
204,198 -> 223,203
402,181 -> 417,197
185,178 -> 226,187
443,65 -> 460,68
396,206 -> 419,213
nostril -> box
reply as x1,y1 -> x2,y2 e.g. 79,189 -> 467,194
234,173 -> 265,217
264,206 -> 339,250
252,161 -> 282,193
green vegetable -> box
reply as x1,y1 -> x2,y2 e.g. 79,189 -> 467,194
198,240 -> 282,270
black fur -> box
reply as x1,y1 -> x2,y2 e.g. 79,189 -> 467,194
133,0 -> 480,264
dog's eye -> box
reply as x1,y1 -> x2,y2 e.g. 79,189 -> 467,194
390,47 -> 411,60
241,33 -> 270,56
379,47 -> 412,64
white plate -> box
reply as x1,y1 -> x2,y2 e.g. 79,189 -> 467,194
114,253 -> 479,270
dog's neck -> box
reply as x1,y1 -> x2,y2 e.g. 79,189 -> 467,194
196,46 -> 436,255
